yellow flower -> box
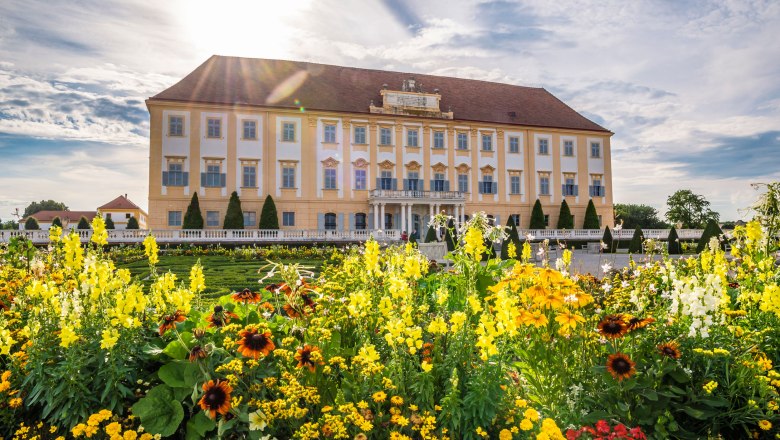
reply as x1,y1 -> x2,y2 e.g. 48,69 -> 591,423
520,418 -> 533,431
10,397 -> 22,408
60,325 -> 79,348
105,422 -> 122,436
555,311 -> 585,331
758,419 -> 772,430
189,262 -> 206,294
372,391 -> 387,403
499,428 -> 512,440
475,426 -> 488,438
49,225 -> 63,243
523,408 -> 540,422
100,328 -> 119,350
421,361 -> 433,373
703,380 -> 718,394
463,227 -> 486,261
143,234 -> 159,266
515,398 -> 528,408
91,215 -> 108,246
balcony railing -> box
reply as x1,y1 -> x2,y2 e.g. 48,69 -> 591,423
162,171 -> 188,186
562,184 -> 579,196
589,185 -> 606,197
369,189 -> 465,201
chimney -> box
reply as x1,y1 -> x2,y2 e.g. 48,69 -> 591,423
125,193 -> 127,198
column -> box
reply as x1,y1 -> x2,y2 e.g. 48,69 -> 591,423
380,203 -> 386,230
407,204 -> 413,234
373,203 -> 379,231
401,203 -> 407,233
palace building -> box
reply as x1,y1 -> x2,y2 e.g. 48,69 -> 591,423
146,56 -> 613,232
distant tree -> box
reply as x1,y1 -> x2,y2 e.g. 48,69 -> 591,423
104,216 -> 115,229
77,216 -> 91,230
259,195 -> 280,229
223,191 -> 244,229
602,226 -> 614,254
614,203 -> 668,229
501,217 -> 522,260
667,227 -> 682,255
665,190 -> 719,229
23,200 -> 69,218
24,217 -> 40,230
2,219 -> 19,230
696,218 -> 725,253
628,226 -> 645,253
530,199 -> 546,229
183,192 -> 204,229
51,216 -> 63,228
126,216 -> 140,229
444,219 -> 457,252
424,226 -> 438,243
556,200 -> 574,229
583,199 -> 600,229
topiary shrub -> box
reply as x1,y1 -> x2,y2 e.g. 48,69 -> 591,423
223,191 -> 244,229
424,226 -> 438,243
444,219 -> 457,252
696,219 -> 724,253
77,216 -> 91,230
259,195 -> 280,229
24,217 -> 40,230
667,227 -> 682,255
183,192 -> 204,229
556,200 -> 574,229
530,199 -> 546,229
104,216 -> 115,230
126,216 -> 139,229
583,199 -> 600,229
501,217 -> 522,260
628,226 -> 645,254
602,226 -> 614,254
51,216 -> 63,228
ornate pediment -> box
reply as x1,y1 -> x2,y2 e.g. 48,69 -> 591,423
321,157 -> 340,168
480,164 -> 496,173
352,158 -> 369,169
455,163 -> 471,173
378,159 -> 395,170
431,162 -> 447,173
405,161 -> 422,171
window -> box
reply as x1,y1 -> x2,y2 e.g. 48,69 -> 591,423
168,211 -> 182,227
355,213 -> 367,230
481,134 -> 492,151
380,127 -> 392,145
457,132 -> 468,150
590,175 -> 605,197
206,211 -> 220,227
324,213 -> 337,230
384,213 -> 393,230
562,175 -> 577,196
125,213 -> 131,219
203,164 -> 224,187
509,137 -> 519,153
539,175 -> 550,195
458,174 -> 469,193
378,170 -> 394,190
207,118 -> 221,138
564,140 -> 574,156
591,142 -> 601,158
282,212 -> 295,226
169,116 -> 183,136
243,211 -> 256,228
282,122 -> 296,142
324,168 -> 337,189
538,138 -> 549,155
354,126 -> 366,144
163,162 -> 187,186
354,169 -> 366,190
243,120 -> 257,140
510,175 -> 521,194
406,171 -> 420,191
480,175 -> 495,194
282,167 -> 296,188
432,172 -> 447,191
407,129 -> 418,147
105,213 -> 112,220
242,165 -> 257,188
511,214 -> 520,226
324,124 -> 336,143
433,131 -> 444,149
544,214 -> 550,227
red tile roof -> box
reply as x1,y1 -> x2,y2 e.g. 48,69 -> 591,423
150,56 -> 610,133
26,211 -> 96,223
99,195 -> 141,211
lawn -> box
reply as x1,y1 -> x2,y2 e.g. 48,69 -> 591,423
115,254 -> 325,300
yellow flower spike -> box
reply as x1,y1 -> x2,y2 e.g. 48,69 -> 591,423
91,215 -> 108,246
143,234 -> 159,266
463,226 -> 486,261
49,225 -> 62,243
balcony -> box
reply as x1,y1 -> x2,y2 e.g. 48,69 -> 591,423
162,171 -> 188,186
479,181 -> 497,194
369,189 -> 465,202
589,185 -> 606,197
562,184 -> 579,196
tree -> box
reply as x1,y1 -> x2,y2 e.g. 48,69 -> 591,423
501,217 -> 522,260
444,219 -> 457,252
556,200 -> 574,229
183,192 -> 204,229
259,195 -> 280,229
77,216 -> 91,229
104,216 -> 115,229
126,216 -> 140,229
667,227 -> 682,255
24,217 -> 40,230
424,226 -> 438,243
51,216 -> 63,228
583,199 -> 600,229
665,190 -> 719,229
696,218 -> 725,253
628,226 -> 644,253
223,191 -> 244,229
530,199 -> 546,229
23,200 -> 69,218
602,226 -> 614,254
614,204 -> 667,229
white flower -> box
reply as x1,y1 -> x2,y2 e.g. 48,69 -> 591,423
249,410 -> 268,431
537,247 -> 545,257
621,281 -> 630,288
600,241 -> 608,249
614,223 -> 623,231
601,262 -> 612,273
601,283 -> 612,292
526,233 -> 535,241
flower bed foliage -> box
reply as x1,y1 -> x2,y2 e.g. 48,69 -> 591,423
1,193 -> 780,439
108,244 -> 341,265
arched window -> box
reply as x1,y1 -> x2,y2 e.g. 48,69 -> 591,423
355,213 -> 367,230
384,213 -> 393,230
324,213 -> 337,230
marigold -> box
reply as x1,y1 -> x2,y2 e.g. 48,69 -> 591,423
758,419 -> 772,430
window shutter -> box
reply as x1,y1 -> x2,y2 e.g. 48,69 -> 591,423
317,213 -> 324,230
492,183 -> 498,194
562,184 -> 566,194
391,178 -> 397,190
183,172 -> 189,186
445,180 -> 450,191
418,179 -> 424,190
376,177 -> 380,190
337,213 -> 344,231
368,214 -> 374,230
220,173 -> 226,187
348,213 -> 355,230
201,173 -> 206,187
574,185 -> 579,196
162,172 -> 169,186
393,214 -> 399,230
403,179 -> 409,190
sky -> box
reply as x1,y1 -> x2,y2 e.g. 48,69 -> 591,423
1,0 -> 779,222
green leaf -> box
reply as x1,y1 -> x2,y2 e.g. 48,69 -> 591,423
668,368 -> 691,384
131,385 -> 184,437
641,390 -> 658,401
163,340 -> 188,360
681,406 -> 717,420
699,396 -> 729,408
185,411 -> 216,440
159,361 -> 200,388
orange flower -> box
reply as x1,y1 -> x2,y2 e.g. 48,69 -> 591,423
189,345 -> 208,362
199,379 -> 232,418
597,314 -> 627,339
206,305 -> 240,328
626,316 -> 655,331
237,327 -> 275,359
657,342 -> 681,359
231,288 -> 262,304
606,353 -> 636,381
158,310 -> 187,335
294,345 -> 323,372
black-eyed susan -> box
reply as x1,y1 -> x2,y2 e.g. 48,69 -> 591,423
199,379 -> 232,418
606,353 -> 636,381
189,345 -> 208,362
626,316 -> 655,331
231,288 -> 262,304
295,344 -> 323,372
657,342 -> 681,359
158,310 -> 186,335
597,314 -> 628,339
206,305 -> 240,328
237,327 -> 275,359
